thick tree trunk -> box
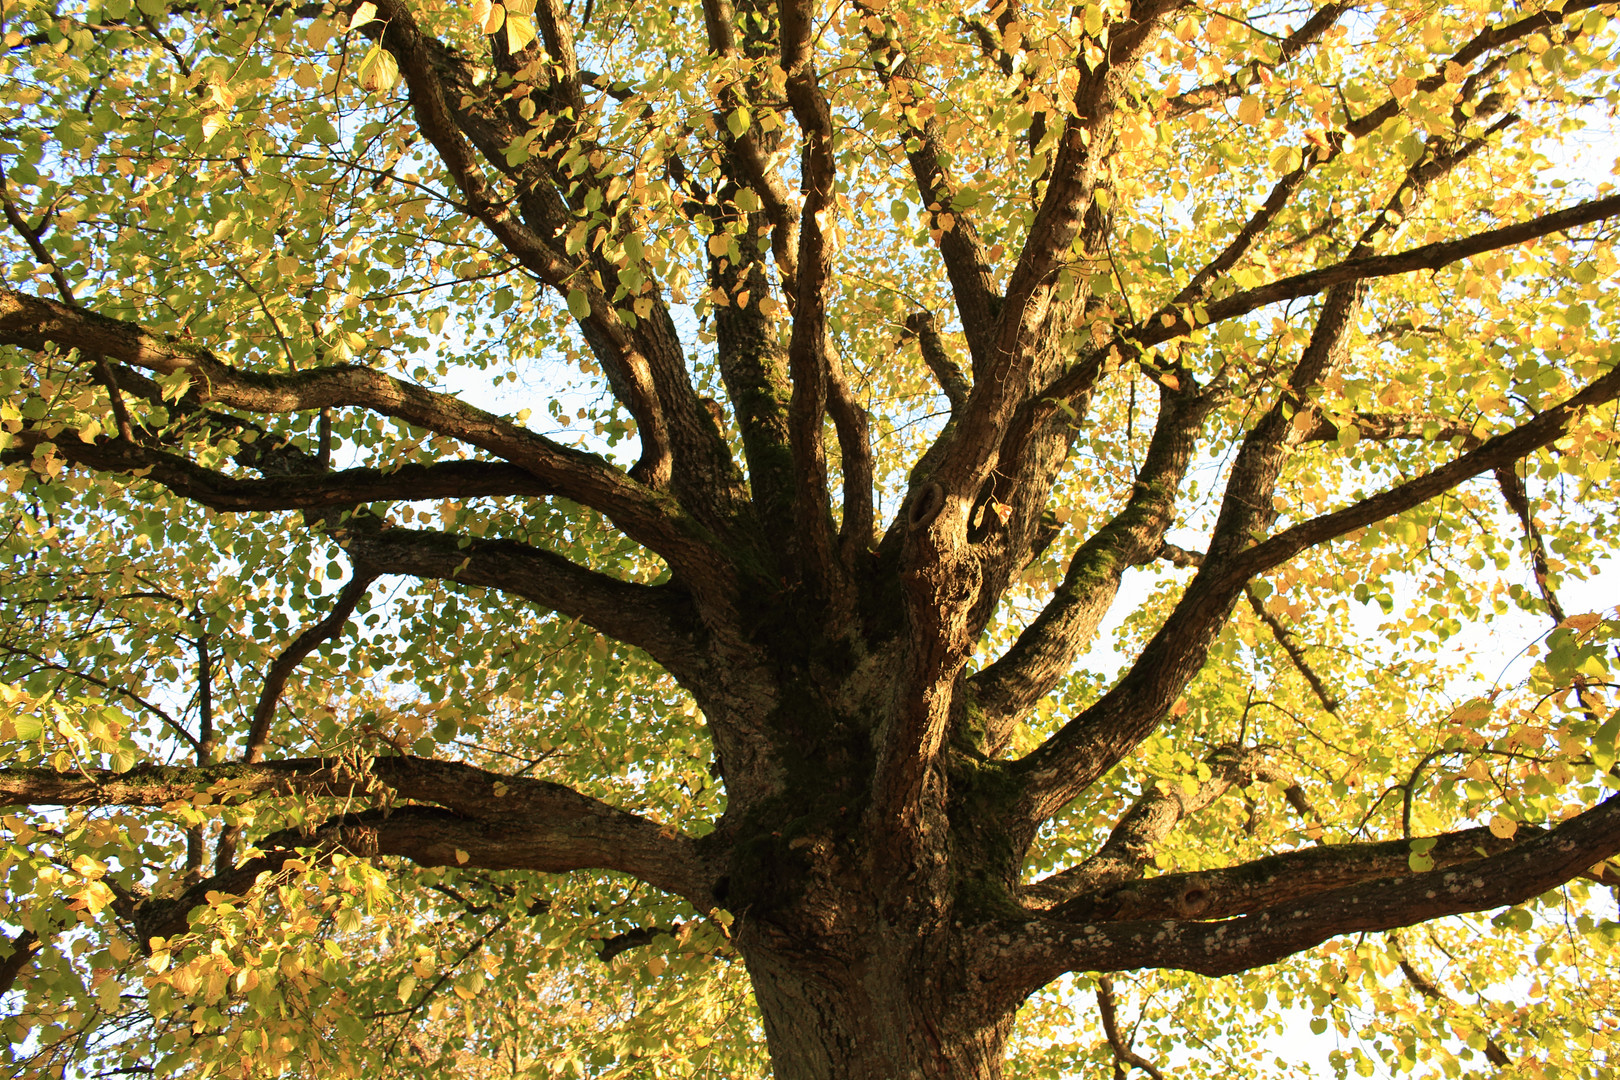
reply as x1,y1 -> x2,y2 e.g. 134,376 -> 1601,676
742,933 -> 1015,1080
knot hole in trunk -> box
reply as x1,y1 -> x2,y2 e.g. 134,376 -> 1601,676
908,482 -> 945,530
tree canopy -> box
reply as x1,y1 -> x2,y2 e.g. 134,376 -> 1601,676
1,0 -> 1620,1075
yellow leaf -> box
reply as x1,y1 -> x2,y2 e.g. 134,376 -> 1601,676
68,881 -> 115,914
1488,814 -> 1517,840
478,0 -> 503,34
1558,613 -> 1601,634
348,2 -> 378,30
1235,94 -> 1263,126
506,12 -> 537,53
455,849 -> 470,864
357,45 -> 398,91
1390,76 -> 1416,102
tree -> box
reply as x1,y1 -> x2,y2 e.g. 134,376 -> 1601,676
1,0 -> 1619,1074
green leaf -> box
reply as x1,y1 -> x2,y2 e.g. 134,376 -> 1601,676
567,289 -> 590,319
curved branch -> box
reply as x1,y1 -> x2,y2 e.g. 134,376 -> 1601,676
1096,975 -> 1167,1080
334,524 -> 702,680
968,385 -> 1219,749
6,429 -> 560,511
904,311 -> 969,413
1047,824 -> 1521,925
0,291 -> 712,569
0,755 -> 720,911
244,572 -> 378,764
983,792 -> 1620,994
366,0 -> 678,488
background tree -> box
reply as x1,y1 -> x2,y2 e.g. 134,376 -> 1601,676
1,0 -> 1619,1075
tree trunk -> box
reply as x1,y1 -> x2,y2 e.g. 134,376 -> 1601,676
741,931 -> 1016,1080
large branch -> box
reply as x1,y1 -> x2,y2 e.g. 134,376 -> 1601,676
982,792 -> 1620,997
0,291 -> 716,570
0,755 -> 719,911
1046,825 -> 1520,924
856,0 -> 1000,370
1008,359 -> 1620,833
334,523 -> 703,679
777,0 -> 850,597
967,385 -> 1219,749
5,429 -> 559,510
924,0 -> 1183,505
364,0 -> 681,489
371,1 -> 748,517
701,0 -> 801,298
1022,744 -> 1273,908
1137,193 -> 1620,349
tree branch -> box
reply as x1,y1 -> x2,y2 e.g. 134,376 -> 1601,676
1022,744 -> 1273,909
856,1 -> 1000,370
1245,588 -> 1340,714
984,794 -> 1620,995
243,572 -> 377,764
0,756 -> 719,912
0,928 -> 43,997
4,429 -> 561,511
369,0 -> 687,490
903,311 -> 969,413
968,385 -> 1219,750
1135,193 -> 1620,349
778,0 -> 847,597
1096,975 -> 1167,1080
0,291 -> 711,571
1008,323 -> 1620,835
1046,824 -> 1520,925
1163,1 -> 1353,118
1295,412 -> 1482,448
333,524 -> 702,680
1389,932 -> 1513,1068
